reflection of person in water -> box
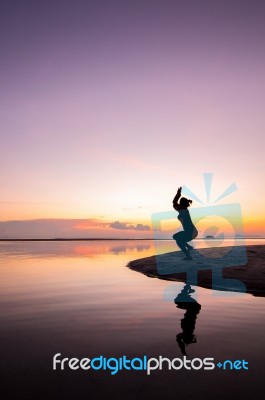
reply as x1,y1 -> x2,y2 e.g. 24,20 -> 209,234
172,186 -> 198,260
175,284 -> 201,356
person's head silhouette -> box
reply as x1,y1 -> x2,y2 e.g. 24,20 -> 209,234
179,197 -> 192,209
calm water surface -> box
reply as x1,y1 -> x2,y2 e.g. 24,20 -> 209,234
0,240 -> 264,399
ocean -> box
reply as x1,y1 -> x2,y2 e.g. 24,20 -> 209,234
0,239 -> 264,399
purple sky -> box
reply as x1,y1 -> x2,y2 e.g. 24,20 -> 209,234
0,0 -> 265,237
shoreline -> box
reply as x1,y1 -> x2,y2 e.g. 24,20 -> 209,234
127,244 -> 265,297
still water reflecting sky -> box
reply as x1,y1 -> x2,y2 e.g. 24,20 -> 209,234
0,239 -> 264,399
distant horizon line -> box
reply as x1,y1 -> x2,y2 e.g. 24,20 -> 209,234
0,237 -> 265,242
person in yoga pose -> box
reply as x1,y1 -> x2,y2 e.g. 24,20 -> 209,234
172,186 -> 198,260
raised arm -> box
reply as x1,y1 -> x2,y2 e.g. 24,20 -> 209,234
173,186 -> 182,210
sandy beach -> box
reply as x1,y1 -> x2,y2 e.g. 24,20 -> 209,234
127,244 -> 265,297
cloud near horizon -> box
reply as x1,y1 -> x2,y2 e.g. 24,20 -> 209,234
109,221 -> 150,231
0,217 -> 263,239
0,218 -> 152,239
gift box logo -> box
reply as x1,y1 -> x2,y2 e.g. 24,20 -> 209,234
151,173 -> 247,294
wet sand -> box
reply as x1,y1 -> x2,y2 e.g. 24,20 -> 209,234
127,245 -> 265,297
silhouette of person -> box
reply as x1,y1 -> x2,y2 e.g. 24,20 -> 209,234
174,284 -> 201,356
172,186 -> 198,260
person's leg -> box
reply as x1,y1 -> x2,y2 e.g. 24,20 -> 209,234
174,232 -> 192,259
185,230 -> 196,251
186,243 -> 193,251
172,232 -> 179,241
